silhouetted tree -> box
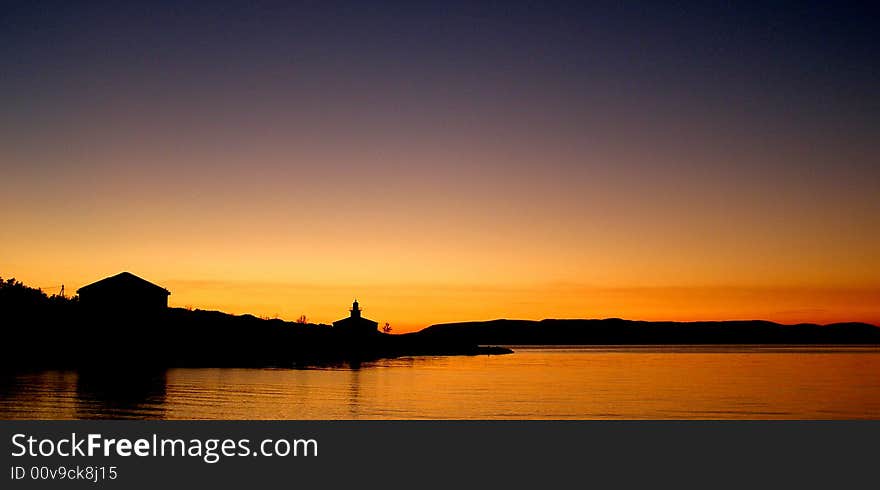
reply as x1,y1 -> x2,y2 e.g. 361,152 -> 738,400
297,314 -> 309,324
383,322 -> 392,333
1,277 -> 51,308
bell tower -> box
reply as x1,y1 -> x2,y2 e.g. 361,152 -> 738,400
350,299 -> 361,318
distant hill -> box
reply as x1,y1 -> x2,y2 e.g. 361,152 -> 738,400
412,319 -> 880,345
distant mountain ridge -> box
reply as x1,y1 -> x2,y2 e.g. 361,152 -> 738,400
413,319 -> 880,345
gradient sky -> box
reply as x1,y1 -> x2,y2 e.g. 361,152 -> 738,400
2,1 -> 878,331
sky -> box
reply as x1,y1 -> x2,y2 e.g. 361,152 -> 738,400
2,1 -> 878,331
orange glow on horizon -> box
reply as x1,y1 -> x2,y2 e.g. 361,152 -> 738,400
4,270 -> 877,333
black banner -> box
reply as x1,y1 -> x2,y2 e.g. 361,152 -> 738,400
1,421 -> 876,489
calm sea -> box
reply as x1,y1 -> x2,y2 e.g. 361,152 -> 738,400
2,346 -> 879,419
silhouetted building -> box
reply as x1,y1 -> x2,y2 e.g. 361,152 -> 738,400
77,272 -> 170,312
332,300 -> 379,336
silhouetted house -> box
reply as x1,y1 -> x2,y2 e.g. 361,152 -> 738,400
332,300 -> 378,336
77,272 -> 170,313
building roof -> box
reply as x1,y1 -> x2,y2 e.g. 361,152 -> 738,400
77,272 -> 170,296
332,316 -> 378,328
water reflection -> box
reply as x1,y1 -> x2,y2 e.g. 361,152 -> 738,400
1,347 -> 879,419
348,369 -> 361,418
0,372 -> 26,410
75,370 -> 168,419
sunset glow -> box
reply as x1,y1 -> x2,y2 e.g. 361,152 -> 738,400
2,2 -> 878,332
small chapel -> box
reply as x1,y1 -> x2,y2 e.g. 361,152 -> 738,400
332,300 -> 379,336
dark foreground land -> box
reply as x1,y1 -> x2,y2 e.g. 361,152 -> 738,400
2,278 -> 878,368
1,307 -> 512,369
1,277 -> 511,368
6,311 -> 878,369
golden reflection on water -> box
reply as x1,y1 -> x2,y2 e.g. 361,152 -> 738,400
2,347 -> 879,419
